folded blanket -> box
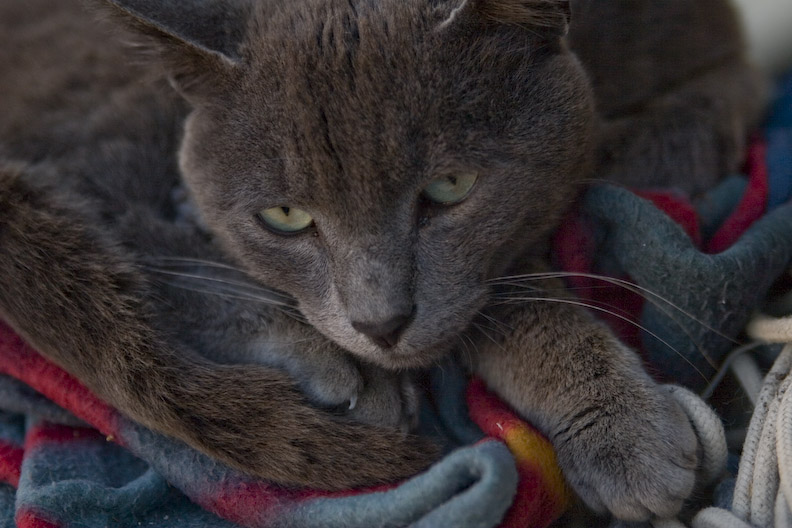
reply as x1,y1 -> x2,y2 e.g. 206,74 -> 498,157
554,71 -> 792,391
555,144 -> 792,390
0,71 -> 789,528
0,328 -> 569,528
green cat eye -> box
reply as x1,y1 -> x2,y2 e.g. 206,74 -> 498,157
257,206 -> 314,234
422,172 -> 478,205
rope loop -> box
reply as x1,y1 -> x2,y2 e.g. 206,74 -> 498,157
618,313 -> 792,528
686,312 -> 792,528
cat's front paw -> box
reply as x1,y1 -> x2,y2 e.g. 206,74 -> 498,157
346,365 -> 420,432
555,384 -> 698,521
273,342 -> 419,431
280,344 -> 366,411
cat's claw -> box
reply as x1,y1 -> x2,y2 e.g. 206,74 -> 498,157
556,385 -> 698,521
288,350 -> 365,410
272,342 -> 418,430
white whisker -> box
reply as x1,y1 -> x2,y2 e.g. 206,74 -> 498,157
477,311 -> 514,335
141,266 -> 292,304
492,294 -> 711,384
137,256 -> 246,272
151,279 -> 307,324
490,271 -> 734,339
472,322 -> 499,347
456,333 -> 479,368
490,271 -> 739,363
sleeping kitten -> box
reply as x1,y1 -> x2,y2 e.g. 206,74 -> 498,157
0,0 -> 764,521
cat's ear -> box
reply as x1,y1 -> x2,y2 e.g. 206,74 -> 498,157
441,0 -> 570,39
478,0 -> 570,36
91,0 -> 252,99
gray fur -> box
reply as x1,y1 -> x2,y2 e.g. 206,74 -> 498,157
0,0 -> 765,520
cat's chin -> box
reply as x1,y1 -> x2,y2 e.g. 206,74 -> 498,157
347,339 -> 453,371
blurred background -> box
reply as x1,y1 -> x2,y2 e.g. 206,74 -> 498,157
731,0 -> 792,74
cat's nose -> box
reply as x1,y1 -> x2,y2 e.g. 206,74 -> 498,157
352,310 -> 413,349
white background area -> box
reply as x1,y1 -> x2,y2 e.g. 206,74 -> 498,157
731,0 -> 792,74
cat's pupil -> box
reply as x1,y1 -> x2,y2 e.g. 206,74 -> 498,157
421,172 -> 478,205
282,207 -> 290,215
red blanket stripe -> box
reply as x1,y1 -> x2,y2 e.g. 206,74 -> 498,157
707,140 -> 769,253
0,323 -> 120,444
0,440 -> 23,488
199,450 -> 403,523
15,509 -> 61,528
0,321 -> 394,524
199,481 -> 291,526
467,379 -> 570,528
24,422 -> 104,452
633,191 -> 701,244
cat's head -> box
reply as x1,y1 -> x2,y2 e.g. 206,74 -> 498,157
101,0 -> 594,368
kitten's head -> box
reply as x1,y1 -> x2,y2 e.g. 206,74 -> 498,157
102,0 -> 594,368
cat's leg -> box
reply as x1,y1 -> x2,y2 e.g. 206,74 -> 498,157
0,163 -> 436,488
596,57 -> 767,196
168,308 -> 422,431
470,280 -> 698,521
152,288 -> 423,431
207,318 -> 422,432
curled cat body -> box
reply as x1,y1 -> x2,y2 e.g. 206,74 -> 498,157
0,0 -> 765,522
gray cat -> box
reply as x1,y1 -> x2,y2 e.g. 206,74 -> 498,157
0,0 -> 765,521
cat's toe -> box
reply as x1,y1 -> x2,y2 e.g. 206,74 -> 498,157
597,454 -> 695,521
346,366 -> 420,430
559,387 -> 699,521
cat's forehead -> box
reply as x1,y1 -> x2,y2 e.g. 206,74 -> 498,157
217,0 -> 577,215
244,0 -> 444,107
236,2 -> 458,198
249,0 -> 441,53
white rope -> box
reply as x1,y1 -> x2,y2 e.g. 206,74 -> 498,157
692,507 -> 754,528
686,314 -> 792,528
748,315 -> 792,343
749,383 -> 781,527
732,353 -> 766,406
652,519 -> 686,528
701,342 -> 764,402
733,347 -> 792,520
621,313 -> 792,528
664,385 -> 728,486
777,376 -> 792,518
775,488 -> 792,527
604,313 -> 792,528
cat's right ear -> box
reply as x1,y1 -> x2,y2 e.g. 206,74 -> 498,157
439,0 -> 570,39
89,0 -> 252,100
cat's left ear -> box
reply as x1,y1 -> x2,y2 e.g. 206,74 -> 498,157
441,0 -> 570,39
91,0 -> 253,100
